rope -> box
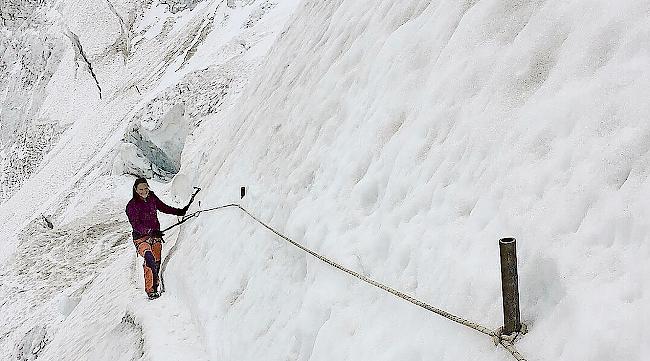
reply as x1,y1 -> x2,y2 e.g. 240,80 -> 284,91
171,203 -> 528,361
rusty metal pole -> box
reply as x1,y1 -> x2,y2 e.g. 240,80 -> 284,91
499,237 -> 521,335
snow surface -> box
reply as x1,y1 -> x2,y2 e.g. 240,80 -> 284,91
1,0 -> 649,360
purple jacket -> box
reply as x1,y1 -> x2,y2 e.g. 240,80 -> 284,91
126,191 -> 184,240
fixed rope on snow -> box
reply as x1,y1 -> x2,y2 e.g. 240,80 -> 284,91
163,202 -> 529,361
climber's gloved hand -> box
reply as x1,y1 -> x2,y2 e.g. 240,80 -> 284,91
150,230 -> 164,238
180,204 -> 190,216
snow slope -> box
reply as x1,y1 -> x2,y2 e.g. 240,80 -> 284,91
169,0 -> 650,360
2,0 -> 649,360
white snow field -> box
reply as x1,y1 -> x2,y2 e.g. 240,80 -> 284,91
1,0 -> 649,360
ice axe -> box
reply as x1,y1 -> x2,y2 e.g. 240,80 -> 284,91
188,186 -> 201,207
161,186 -> 246,233
161,186 -> 201,233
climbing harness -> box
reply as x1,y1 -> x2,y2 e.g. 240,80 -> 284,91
162,202 -> 529,361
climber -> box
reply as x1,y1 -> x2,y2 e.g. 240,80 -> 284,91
126,178 -> 188,299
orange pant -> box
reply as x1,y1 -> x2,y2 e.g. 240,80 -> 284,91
134,237 -> 162,294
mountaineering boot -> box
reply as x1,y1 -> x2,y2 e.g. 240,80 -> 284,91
148,291 -> 160,300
